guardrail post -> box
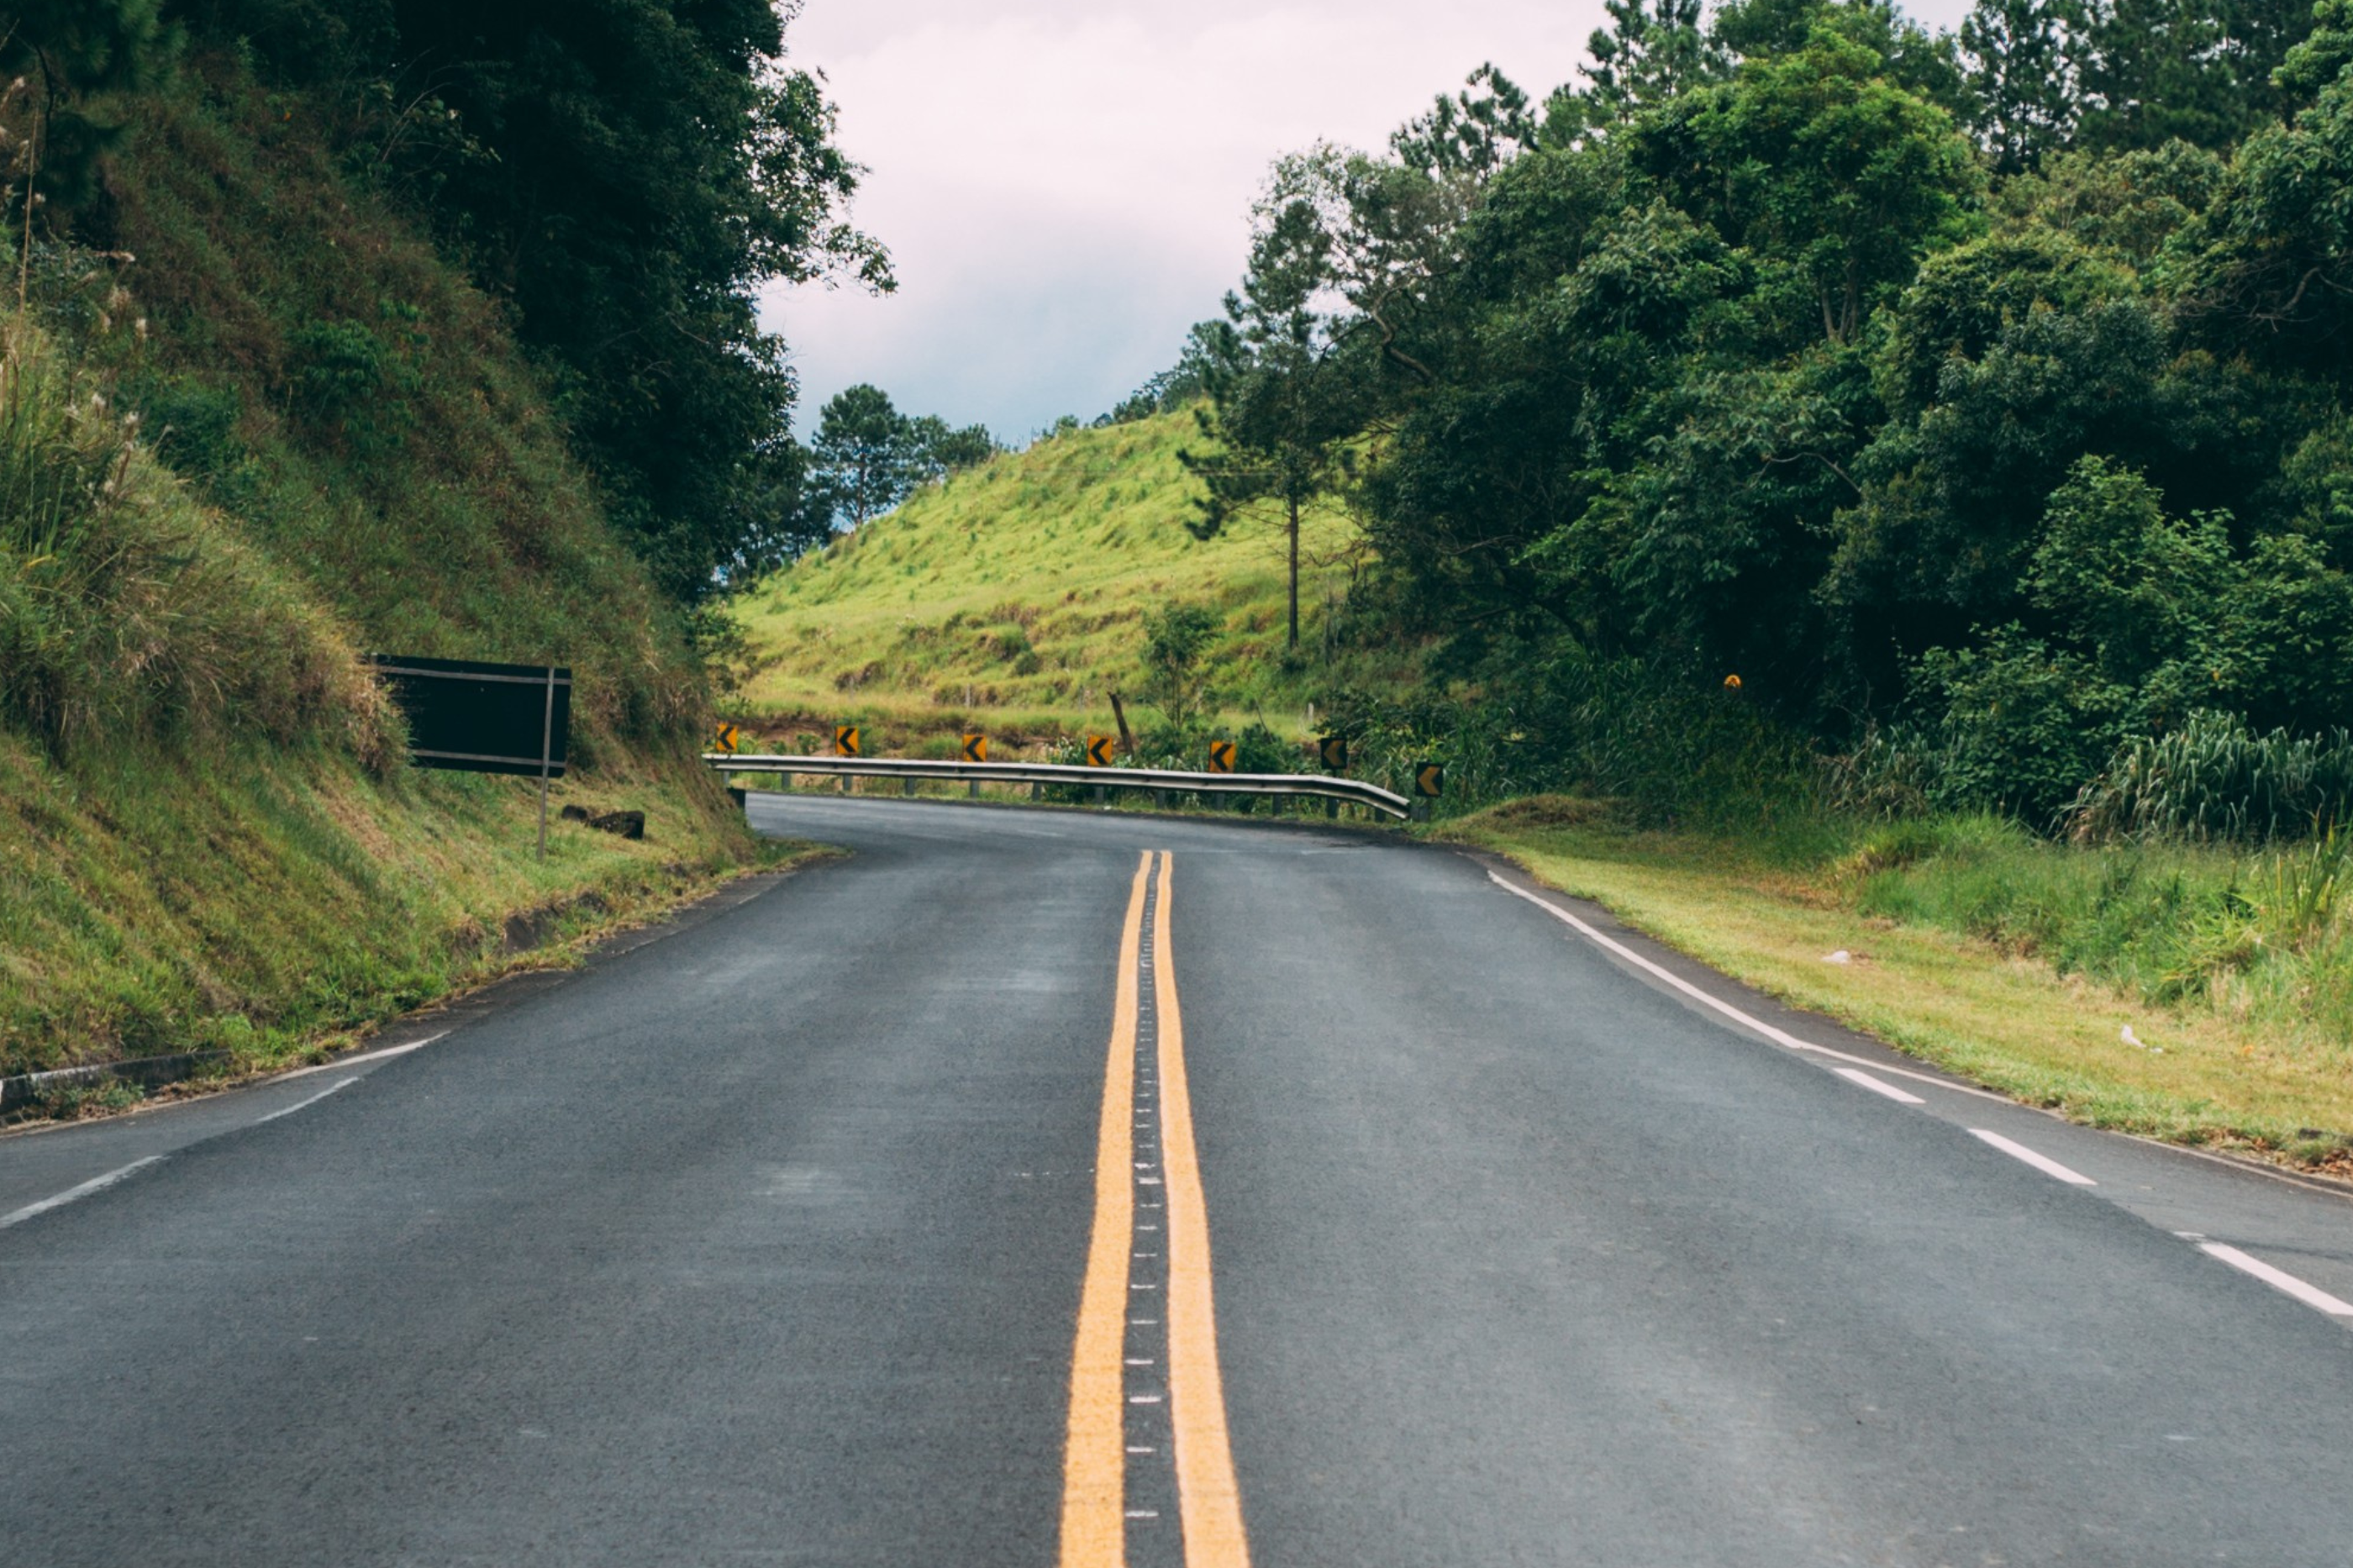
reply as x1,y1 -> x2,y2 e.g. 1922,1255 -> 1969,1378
903,776 -> 916,797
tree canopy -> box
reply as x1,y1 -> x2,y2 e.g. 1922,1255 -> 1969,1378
1208,0 -> 2353,829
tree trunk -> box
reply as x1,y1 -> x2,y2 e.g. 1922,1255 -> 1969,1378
1287,494 -> 1301,651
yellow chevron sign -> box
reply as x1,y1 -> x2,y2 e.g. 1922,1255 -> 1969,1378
1413,761 -> 1445,798
1085,735 -> 1116,767
713,722 -> 740,755
1318,734 -> 1347,771
1207,739 -> 1236,774
962,733 -> 987,763
834,725 -> 861,758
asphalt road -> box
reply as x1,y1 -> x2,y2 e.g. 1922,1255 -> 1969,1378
5,793 -> 2353,1566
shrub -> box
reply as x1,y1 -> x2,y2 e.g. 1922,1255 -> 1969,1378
2068,710 -> 2353,841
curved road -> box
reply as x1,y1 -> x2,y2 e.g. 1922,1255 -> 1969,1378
4,794 -> 2353,1565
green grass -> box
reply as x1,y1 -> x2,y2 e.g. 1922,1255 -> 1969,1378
0,52 -> 759,1097
0,732 -> 808,1093
727,410 -> 1422,755
1447,799 -> 2353,1173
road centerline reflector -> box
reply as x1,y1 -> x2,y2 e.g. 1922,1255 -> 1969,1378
1149,850 -> 1250,1566
1060,851 -> 1250,1568
1059,855 -> 1148,1565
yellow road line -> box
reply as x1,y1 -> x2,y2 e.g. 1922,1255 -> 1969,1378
1059,852 -> 1150,1567
1152,850 -> 1251,1567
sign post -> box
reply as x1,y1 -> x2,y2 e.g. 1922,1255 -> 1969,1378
1411,760 -> 1445,823
366,655 -> 573,859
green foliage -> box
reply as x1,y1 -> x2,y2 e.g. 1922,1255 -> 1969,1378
2070,711 -> 2353,839
0,0 -> 173,212
1140,602 -> 1219,726
0,43 -> 765,1082
0,321 -> 391,759
810,384 -> 927,531
173,0 -> 887,600
803,384 -> 1001,537
1634,22 -> 1984,345
1217,0 -> 2353,839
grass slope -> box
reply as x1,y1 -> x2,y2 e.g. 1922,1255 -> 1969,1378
0,53 -> 761,1100
729,411 -> 1415,754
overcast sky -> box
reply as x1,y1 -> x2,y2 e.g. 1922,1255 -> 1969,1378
761,0 -> 1976,444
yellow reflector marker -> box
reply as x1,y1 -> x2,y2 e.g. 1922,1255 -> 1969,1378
1150,850 -> 1250,1566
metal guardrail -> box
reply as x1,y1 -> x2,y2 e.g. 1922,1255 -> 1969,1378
703,753 -> 1413,821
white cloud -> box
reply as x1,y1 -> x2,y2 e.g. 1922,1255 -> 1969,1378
763,0 -> 1979,441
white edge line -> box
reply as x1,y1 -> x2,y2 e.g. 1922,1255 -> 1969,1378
248,1078 -> 359,1127
1487,872 -> 2009,1102
1834,1066 -> 1927,1105
0,1155 -> 166,1230
275,1031 -> 447,1082
2198,1242 -> 2353,1316
1969,1128 -> 2098,1186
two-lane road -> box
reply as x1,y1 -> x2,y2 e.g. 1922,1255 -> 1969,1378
4,794 -> 2352,1565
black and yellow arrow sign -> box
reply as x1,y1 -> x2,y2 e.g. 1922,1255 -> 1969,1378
962,732 -> 987,763
1413,761 -> 1445,798
1318,734 -> 1347,771
1085,734 -> 1115,767
713,722 -> 740,755
1208,739 -> 1236,774
834,725 -> 861,758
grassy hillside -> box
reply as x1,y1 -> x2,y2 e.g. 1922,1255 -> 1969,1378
0,52 -> 766,1100
728,410 -> 1421,755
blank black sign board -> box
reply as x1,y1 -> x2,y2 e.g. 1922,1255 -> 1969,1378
366,655 -> 571,778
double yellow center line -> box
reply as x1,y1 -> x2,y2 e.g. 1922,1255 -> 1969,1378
1061,850 -> 1250,1568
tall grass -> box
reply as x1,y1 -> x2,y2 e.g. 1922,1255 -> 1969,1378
0,318 -> 393,760
2067,710 -> 2353,842
1848,813 -> 2353,1046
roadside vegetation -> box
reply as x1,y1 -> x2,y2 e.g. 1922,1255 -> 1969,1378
719,0 -> 2353,1171
0,5 -> 864,1103
726,408 -> 1423,759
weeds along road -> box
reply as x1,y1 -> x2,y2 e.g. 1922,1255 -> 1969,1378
6,794 -> 2353,1566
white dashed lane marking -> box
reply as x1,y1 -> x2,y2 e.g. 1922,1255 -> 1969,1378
1968,1129 -> 2098,1187
0,1156 -> 165,1232
2198,1243 -> 2353,1316
1834,1067 -> 1926,1105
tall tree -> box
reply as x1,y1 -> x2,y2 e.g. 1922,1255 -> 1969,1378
1549,0 -> 1722,139
1179,180 -> 1368,654
808,384 -> 924,531
2071,0 -> 2319,151
1961,0 -> 2079,172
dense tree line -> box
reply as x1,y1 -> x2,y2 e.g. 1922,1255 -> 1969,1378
1203,0 -> 2353,826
